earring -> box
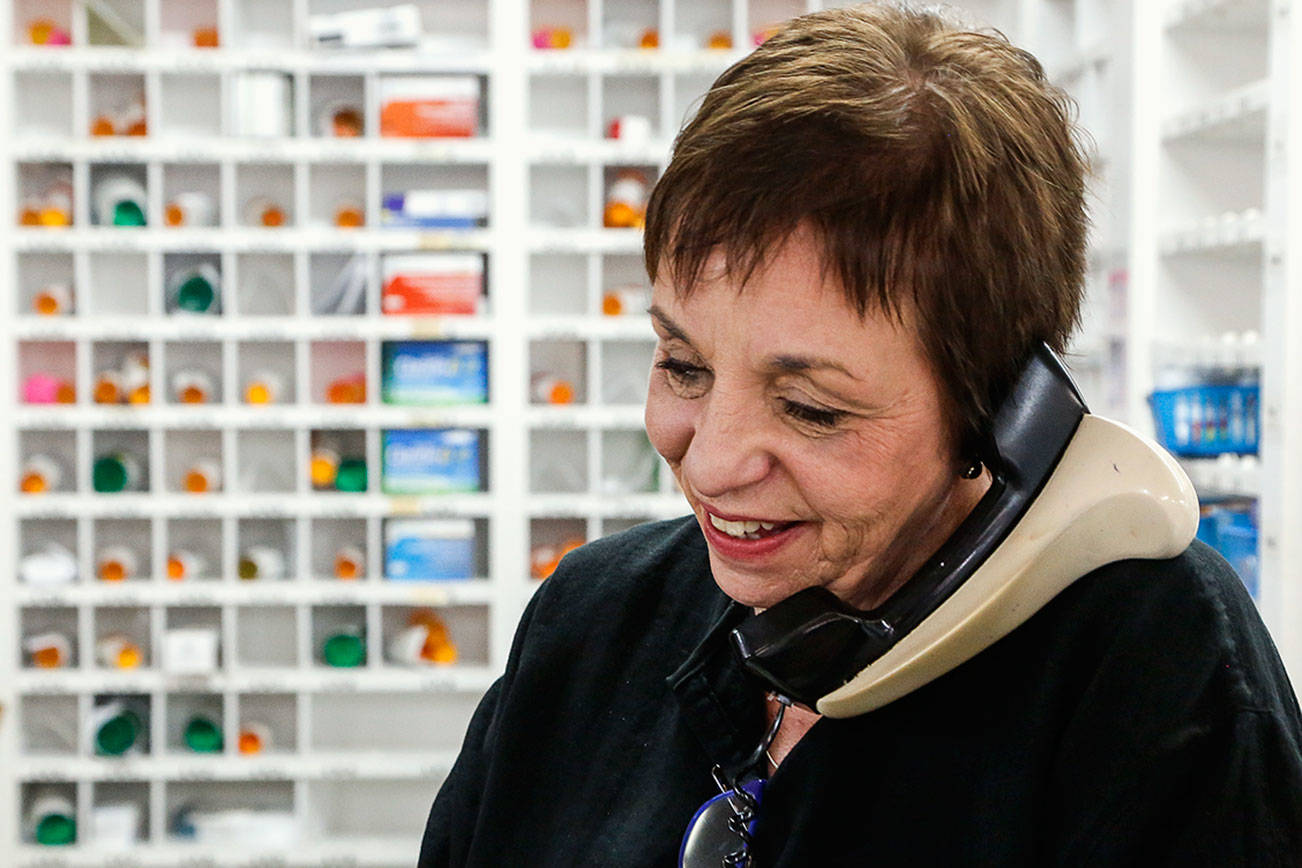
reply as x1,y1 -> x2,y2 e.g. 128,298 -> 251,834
959,459 -> 982,480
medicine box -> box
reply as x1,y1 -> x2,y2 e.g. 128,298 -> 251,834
385,518 -> 476,581
382,428 -> 482,494
381,189 -> 488,228
383,341 -> 489,405
382,253 -> 484,315
380,76 -> 480,138
309,5 -> 422,49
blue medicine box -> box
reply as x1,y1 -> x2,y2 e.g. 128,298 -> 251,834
382,341 -> 488,405
385,519 -> 476,581
382,428 -> 482,494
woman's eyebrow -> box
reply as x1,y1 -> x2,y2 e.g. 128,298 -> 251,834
768,355 -> 859,381
648,305 -> 694,345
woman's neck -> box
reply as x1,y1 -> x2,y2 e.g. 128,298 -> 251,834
765,695 -> 821,771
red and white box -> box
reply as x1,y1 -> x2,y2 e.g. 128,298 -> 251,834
382,253 -> 484,315
380,76 -> 480,138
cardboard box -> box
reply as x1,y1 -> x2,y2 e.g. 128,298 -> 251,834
381,189 -> 488,228
385,518 -> 475,580
309,5 -> 422,49
383,341 -> 489,405
382,253 -> 484,315
380,76 -> 480,138
382,428 -> 481,494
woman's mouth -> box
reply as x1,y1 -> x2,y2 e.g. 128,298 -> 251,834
701,510 -> 805,559
708,513 -> 796,540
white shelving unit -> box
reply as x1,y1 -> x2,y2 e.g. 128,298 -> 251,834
1129,0 -> 1302,683
0,0 -> 690,861
14,0 -> 1277,863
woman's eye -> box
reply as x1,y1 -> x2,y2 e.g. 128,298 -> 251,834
781,399 -> 845,429
654,358 -> 711,397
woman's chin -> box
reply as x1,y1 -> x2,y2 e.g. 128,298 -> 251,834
708,559 -> 812,611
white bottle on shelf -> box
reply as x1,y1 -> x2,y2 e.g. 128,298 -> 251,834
239,546 -> 286,581
19,543 -> 78,586
19,454 -> 64,494
167,549 -> 206,581
96,634 -> 144,670
23,631 -> 73,668
96,546 -> 139,582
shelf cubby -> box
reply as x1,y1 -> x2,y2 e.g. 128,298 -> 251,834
93,607 -> 152,669
87,253 -> 150,316
17,341 -> 76,405
237,517 -> 297,580
236,429 -> 298,494
19,607 -> 79,671
239,341 -> 298,405
91,518 -> 152,582
235,253 -> 295,317
236,692 -> 298,755
13,71 -> 73,138
529,429 -> 588,493
16,252 -> 75,316
158,73 -> 224,139
164,340 -> 223,405
158,0 -> 220,49
13,0 -> 75,47
162,429 -> 224,495
236,607 -> 299,668
20,695 -> 79,756
164,518 -> 224,582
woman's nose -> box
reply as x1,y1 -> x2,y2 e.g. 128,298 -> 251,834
680,389 -> 775,499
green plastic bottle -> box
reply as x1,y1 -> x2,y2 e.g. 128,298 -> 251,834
183,715 -> 224,753
91,702 -> 144,756
323,628 -> 366,667
335,457 -> 368,493
113,199 -> 147,227
28,792 -> 76,846
168,263 -> 221,315
92,452 -> 141,494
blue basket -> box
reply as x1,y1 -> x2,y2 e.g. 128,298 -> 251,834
1149,384 -> 1259,457
1196,501 -> 1260,598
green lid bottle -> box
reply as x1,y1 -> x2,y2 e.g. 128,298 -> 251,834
335,457 -> 368,493
183,715 -> 224,753
168,262 -> 221,315
92,703 -> 143,756
92,452 -> 141,494
323,628 -> 366,667
29,792 -> 76,846
113,199 -> 147,227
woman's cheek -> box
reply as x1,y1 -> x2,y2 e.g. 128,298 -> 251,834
644,381 -> 694,466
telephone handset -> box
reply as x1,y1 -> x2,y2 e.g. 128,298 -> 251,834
730,343 -> 1199,717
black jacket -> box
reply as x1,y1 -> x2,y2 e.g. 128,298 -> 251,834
420,516 -> 1302,866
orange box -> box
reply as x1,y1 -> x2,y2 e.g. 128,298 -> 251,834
382,254 -> 484,315
380,77 -> 480,138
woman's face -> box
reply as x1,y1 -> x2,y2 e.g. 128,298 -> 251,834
645,228 -> 989,611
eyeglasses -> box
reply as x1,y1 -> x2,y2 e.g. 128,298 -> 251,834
679,693 -> 791,868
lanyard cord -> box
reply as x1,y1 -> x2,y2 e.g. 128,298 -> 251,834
708,693 -> 793,868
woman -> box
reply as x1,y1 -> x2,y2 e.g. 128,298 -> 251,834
420,4 -> 1302,864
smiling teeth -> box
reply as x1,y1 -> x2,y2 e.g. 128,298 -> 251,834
709,514 -> 778,539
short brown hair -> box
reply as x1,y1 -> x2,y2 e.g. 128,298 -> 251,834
644,2 -> 1089,452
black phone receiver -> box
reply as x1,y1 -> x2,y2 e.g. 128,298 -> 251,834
730,343 -> 1088,709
